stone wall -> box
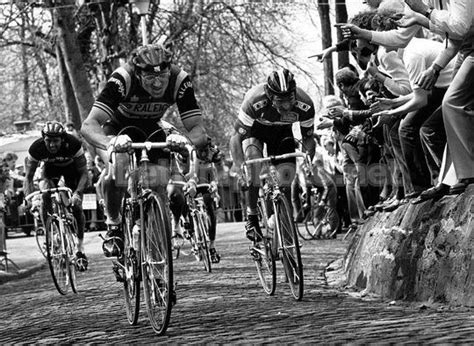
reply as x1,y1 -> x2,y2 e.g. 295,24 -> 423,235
327,185 -> 473,307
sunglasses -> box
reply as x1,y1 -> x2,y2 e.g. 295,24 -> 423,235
141,70 -> 170,83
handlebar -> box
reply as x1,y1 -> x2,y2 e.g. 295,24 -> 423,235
25,186 -> 73,202
242,152 -> 308,168
169,181 -> 212,189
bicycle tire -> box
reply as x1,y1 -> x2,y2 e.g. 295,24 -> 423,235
305,205 -> 327,240
45,216 -> 69,295
300,206 -> 317,240
65,222 -> 78,294
141,192 -> 173,335
276,196 -> 304,301
254,199 -> 276,295
122,197 -> 140,325
35,227 -> 48,259
194,212 -> 211,273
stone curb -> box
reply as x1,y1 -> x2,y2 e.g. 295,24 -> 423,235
0,262 -> 47,285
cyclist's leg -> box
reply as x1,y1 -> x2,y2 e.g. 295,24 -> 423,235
242,137 -> 264,241
202,191 -> 220,263
167,183 -> 185,237
39,164 -> 59,225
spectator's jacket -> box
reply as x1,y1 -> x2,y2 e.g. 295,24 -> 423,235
92,63 -> 202,134
235,84 -> 315,139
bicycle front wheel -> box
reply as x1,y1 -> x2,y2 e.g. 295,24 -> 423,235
276,196 -> 304,301
193,212 -> 211,272
254,198 -> 276,295
65,223 -> 78,294
35,227 -> 48,259
45,217 -> 69,295
141,192 -> 173,335
122,197 -> 140,325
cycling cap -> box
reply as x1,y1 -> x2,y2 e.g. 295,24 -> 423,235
42,121 -> 66,138
131,44 -> 172,73
265,69 -> 296,97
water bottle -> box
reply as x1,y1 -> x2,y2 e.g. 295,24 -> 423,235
132,222 -> 140,249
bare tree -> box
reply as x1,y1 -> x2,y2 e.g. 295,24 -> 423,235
317,0 -> 334,95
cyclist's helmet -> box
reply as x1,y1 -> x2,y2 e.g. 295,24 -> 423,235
42,121 -> 66,138
131,43 -> 172,73
264,68 -> 296,98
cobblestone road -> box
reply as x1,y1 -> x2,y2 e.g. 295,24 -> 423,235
0,223 -> 473,343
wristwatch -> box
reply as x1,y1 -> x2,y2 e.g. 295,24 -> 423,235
424,7 -> 434,19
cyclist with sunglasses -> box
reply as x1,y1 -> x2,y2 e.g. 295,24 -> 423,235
81,43 -> 208,264
229,69 -> 315,242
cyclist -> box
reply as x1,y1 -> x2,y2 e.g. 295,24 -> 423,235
230,68 -> 316,241
194,137 -> 224,263
81,43 -> 208,267
23,121 -> 89,271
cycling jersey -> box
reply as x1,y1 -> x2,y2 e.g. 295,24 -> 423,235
27,134 -> 86,190
28,134 -> 84,167
234,84 -> 315,139
92,63 -> 202,135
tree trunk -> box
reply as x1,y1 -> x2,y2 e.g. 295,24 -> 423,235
334,0 -> 349,69
56,44 -> 80,126
20,14 -> 30,120
53,0 -> 94,124
317,0 -> 334,95
34,52 -> 54,113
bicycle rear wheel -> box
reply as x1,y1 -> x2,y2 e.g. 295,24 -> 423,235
300,206 -> 317,240
45,217 -> 69,295
193,213 -> 211,272
141,192 -> 173,335
122,197 -> 140,325
254,198 -> 276,295
276,196 -> 304,301
305,205 -> 327,239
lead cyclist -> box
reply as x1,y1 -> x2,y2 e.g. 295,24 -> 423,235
81,44 -> 208,287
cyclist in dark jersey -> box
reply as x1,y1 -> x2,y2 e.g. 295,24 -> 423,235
24,121 -> 89,271
230,69 -> 316,241
81,43 -> 207,261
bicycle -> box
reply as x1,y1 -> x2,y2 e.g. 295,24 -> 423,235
169,181 -> 212,273
25,187 -> 79,295
301,187 -> 340,240
111,139 -> 180,335
242,151 -> 308,301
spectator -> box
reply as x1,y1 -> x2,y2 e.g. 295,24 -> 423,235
371,11 -> 455,193
402,0 -> 474,200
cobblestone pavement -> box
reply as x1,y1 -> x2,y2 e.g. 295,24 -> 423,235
0,223 -> 473,343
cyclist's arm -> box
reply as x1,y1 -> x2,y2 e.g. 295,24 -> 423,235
175,74 -> 207,149
229,130 -> 245,171
183,116 -> 207,150
73,153 -> 89,196
23,155 -> 39,197
81,107 -> 112,151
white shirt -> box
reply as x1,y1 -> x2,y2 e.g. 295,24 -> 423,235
401,38 -> 454,90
